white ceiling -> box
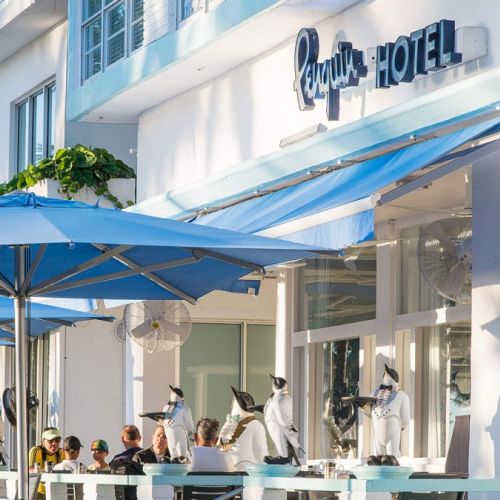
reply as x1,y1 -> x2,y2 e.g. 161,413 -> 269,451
0,0 -> 66,64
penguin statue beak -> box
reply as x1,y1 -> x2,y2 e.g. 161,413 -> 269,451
169,384 -> 175,392
269,374 -> 277,383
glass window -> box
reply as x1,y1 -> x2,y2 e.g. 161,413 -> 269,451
321,338 -> 360,459
81,0 -> 144,81
246,324 -> 276,406
46,85 -> 56,158
84,0 -> 102,20
15,83 -> 56,172
180,323 -> 276,425
399,225 -> 456,314
16,100 -> 29,172
417,323 -> 471,458
298,247 -> 376,330
31,92 -> 44,165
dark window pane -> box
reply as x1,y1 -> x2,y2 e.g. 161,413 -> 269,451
83,0 -> 101,20
131,21 -> 144,51
84,47 -> 102,79
47,85 -> 56,158
181,0 -> 193,20
107,31 -> 125,66
108,2 -> 125,36
132,0 -> 144,21
84,18 -> 102,51
31,92 -> 44,164
322,338 -> 360,459
17,101 -> 29,172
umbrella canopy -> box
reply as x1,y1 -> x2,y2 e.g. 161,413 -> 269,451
0,192 -> 323,498
0,297 -> 113,337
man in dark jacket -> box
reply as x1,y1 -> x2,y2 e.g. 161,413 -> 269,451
110,425 -> 143,500
134,426 -> 171,464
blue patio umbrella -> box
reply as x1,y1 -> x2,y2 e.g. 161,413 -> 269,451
0,192 -> 322,498
0,297 -> 113,338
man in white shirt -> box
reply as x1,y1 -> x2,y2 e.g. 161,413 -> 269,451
190,418 -> 233,473
53,435 -> 85,473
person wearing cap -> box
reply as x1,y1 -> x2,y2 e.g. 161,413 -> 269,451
28,427 -> 65,497
162,385 -> 194,461
133,426 -> 171,464
87,439 -> 110,471
53,435 -> 85,473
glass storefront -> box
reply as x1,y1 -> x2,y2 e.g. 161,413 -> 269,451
417,323 -> 471,458
399,225 -> 457,314
298,247 -> 376,330
180,322 -> 275,425
321,338 -> 360,459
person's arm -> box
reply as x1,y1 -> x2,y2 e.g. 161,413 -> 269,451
28,446 -> 40,470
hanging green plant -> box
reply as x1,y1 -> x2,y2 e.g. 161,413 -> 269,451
0,144 -> 136,208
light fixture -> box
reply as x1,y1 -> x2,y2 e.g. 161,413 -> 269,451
279,123 -> 327,148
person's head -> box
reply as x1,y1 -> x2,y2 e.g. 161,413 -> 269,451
63,436 -> 83,460
90,439 -> 109,464
121,424 -> 141,449
152,426 -> 168,455
41,427 -> 62,454
194,418 -> 219,447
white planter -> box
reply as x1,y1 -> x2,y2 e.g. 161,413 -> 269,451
28,178 -> 136,209
27,179 -> 60,198
73,178 -> 136,208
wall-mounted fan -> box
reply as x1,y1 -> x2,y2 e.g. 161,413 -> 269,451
417,217 -> 472,304
2,387 -> 39,427
123,301 -> 192,353
114,320 -> 126,343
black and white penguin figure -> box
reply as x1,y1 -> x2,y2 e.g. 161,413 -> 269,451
363,364 -> 410,460
163,385 -> 194,461
218,386 -> 268,470
263,374 -> 302,465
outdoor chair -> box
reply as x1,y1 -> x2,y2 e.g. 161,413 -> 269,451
182,471 -> 245,500
397,472 -> 468,500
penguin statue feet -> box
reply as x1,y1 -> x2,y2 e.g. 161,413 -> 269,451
366,454 -> 400,466
263,455 -> 292,465
380,454 -> 399,466
367,455 -> 381,466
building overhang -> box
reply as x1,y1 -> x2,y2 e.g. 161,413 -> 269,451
66,0 -> 362,123
0,0 -> 67,63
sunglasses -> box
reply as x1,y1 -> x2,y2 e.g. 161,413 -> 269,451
47,438 -> 61,443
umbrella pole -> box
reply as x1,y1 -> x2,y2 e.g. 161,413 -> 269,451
14,246 -> 28,500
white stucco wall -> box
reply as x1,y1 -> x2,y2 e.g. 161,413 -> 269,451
0,21 -> 67,180
137,0 -> 500,203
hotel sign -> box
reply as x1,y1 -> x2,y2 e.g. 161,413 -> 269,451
294,20 -> 463,120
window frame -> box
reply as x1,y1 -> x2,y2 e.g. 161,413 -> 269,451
14,80 -> 56,173
81,0 -> 144,83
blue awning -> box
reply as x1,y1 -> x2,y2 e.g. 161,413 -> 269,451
193,118 -> 500,249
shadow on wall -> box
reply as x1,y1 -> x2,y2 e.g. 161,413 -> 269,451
485,397 -> 500,478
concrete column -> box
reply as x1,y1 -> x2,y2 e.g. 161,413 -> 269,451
374,221 -> 397,379
275,268 -> 295,383
469,151 -> 500,496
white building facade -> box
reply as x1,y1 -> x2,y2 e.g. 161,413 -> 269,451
4,2 -> 500,496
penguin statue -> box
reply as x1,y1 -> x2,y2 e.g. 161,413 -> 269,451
263,374 -> 302,465
360,364 -> 410,463
162,385 -> 194,461
218,386 -> 268,471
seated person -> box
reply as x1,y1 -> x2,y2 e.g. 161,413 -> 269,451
53,436 -> 85,473
87,439 -> 110,471
28,427 -> 65,497
190,418 -> 233,473
134,426 -> 171,464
